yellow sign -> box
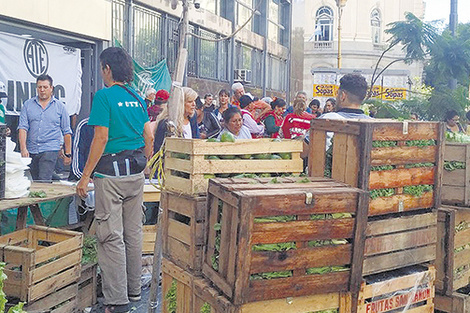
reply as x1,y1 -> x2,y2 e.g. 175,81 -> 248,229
313,84 -> 338,97
367,86 -> 382,99
382,87 -> 407,100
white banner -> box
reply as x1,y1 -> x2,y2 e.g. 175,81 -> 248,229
0,31 -> 82,116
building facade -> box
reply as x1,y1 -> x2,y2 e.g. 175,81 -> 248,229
0,0 -> 292,123
292,0 -> 425,104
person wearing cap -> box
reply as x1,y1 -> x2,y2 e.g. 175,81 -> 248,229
239,94 -> 265,138
18,74 -> 72,182
147,89 -> 169,122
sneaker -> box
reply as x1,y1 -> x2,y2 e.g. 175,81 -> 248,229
128,294 -> 141,302
104,304 -> 129,313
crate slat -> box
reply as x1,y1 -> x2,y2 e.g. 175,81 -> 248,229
202,178 -> 368,305
309,119 -> 444,216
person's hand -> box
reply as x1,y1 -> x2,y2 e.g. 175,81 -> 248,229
63,155 -> 72,165
76,176 -> 90,198
20,149 -> 29,158
5,127 -> 11,137
200,132 -> 207,139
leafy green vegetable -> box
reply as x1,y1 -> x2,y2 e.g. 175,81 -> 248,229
82,236 -> 97,265
254,215 -> 296,223
270,178 -> 280,184
250,270 -> 292,280
324,145 -> 333,178
200,303 -> 211,313
456,221 -> 469,233
370,188 -> 395,199
298,177 -> 311,183
446,132 -> 470,143
372,141 -> 397,147
444,161 -> 466,171
29,190 -> 47,198
405,140 -> 435,146
405,163 -> 434,168
165,279 -> 177,313
171,152 -> 190,160
371,165 -> 394,171
403,185 -> 433,197
0,262 -> 27,313
252,242 -> 296,252
306,266 -> 348,275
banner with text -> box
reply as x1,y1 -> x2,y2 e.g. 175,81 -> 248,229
0,31 -> 82,116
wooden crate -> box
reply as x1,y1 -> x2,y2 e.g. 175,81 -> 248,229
363,211 -> 437,276
435,291 -> 470,313
143,224 -> 157,254
77,262 -> 97,311
358,265 -> 435,313
308,119 -> 445,216
0,225 -> 83,303
436,206 -> 470,295
162,258 -> 353,313
21,282 -> 79,313
203,177 -> 369,305
161,191 -> 207,273
442,142 -> 470,206
193,277 -> 353,313
164,138 -> 304,195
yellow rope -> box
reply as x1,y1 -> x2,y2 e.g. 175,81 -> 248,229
147,144 -> 165,190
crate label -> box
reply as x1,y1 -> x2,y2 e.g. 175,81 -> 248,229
365,286 -> 431,313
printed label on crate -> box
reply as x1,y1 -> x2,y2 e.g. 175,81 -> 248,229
365,286 -> 432,313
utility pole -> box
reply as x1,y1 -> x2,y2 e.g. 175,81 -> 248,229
147,1 -> 189,312
449,0 -> 458,89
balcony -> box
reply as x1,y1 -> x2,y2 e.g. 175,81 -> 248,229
313,41 -> 333,49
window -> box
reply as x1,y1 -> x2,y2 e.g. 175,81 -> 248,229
203,0 -> 220,15
268,0 -> 280,42
371,9 -> 381,44
133,5 -> 163,67
237,0 -> 253,31
315,6 -> 333,42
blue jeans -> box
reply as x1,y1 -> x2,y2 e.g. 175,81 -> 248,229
30,151 -> 59,182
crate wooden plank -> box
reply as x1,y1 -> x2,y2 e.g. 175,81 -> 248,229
78,263 -> 97,310
436,292 -> 470,313
366,212 -> 436,236
164,138 -> 304,195
24,282 -> 78,311
161,258 -> 194,313
454,228 -> 470,248
363,245 -> 436,276
443,142 -> 470,206
0,226 -> 83,303
358,266 -> 435,313
162,191 -> 206,272
202,178 -> 368,305
308,119 -> 443,216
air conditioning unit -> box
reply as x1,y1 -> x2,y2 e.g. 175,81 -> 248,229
234,69 -> 252,84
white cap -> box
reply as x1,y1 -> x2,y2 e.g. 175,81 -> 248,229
0,81 -> 7,98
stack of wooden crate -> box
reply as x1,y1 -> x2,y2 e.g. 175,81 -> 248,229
308,119 -> 444,312
435,141 -> 470,312
161,138 -> 310,312
0,226 -> 83,312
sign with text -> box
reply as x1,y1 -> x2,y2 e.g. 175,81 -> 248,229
0,31 -> 82,116
312,84 -> 338,97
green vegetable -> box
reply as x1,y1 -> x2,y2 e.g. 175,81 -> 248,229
232,173 -> 258,178
203,174 -> 216,179
220,132 -> 235,142
405,140 -> 435,146
370,188 -> 395,199
298,178 -> 311,183
270,154 -> 282,160
250,270 -> 292,280
206,155 -> 220,160
405,163 -> 434,168
206,138 -> 218,142
446,132 -> 470,143
82,236 -> 97,265
200,303 -> 211,313
403,185 -> 433,197
372,141 -> 397,147
253,153 -> 271,160
254,215 -> 296,223
324,144 -> 333,178
29,190 -> 47,198
444,161 -> 466,171
171,152 -> 190,160
239,154 -> 252,159
165,279 -> 177,313
252,242 -> 296,252
219,155 -> 236,160
371,165 -> 394,171
278,153 -> 291,160
259,173 -> 271,178
0,262 -> 27,313
270,178 -> 280,184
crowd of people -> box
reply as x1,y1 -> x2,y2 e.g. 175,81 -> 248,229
6,45 -> 372,313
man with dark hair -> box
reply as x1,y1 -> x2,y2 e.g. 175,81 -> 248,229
18,74 -> 72,181
320,73 -> 370,120
76,47 -> 154,313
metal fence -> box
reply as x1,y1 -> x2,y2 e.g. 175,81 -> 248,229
133,5 -> 164,67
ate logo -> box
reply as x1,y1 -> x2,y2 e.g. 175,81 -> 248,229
23,39 -> 49,78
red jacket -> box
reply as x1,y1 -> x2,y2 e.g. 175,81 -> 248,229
281,112 -> 315,139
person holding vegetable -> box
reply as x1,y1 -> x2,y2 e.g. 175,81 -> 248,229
262,97 -> 286,138
217,106 -> 252,140
445,109 -> 464,133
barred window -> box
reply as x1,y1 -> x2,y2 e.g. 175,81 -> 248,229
371,9 -> 381,44
315,6 -> 333,42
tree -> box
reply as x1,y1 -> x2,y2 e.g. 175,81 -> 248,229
366,12 -> 437,100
